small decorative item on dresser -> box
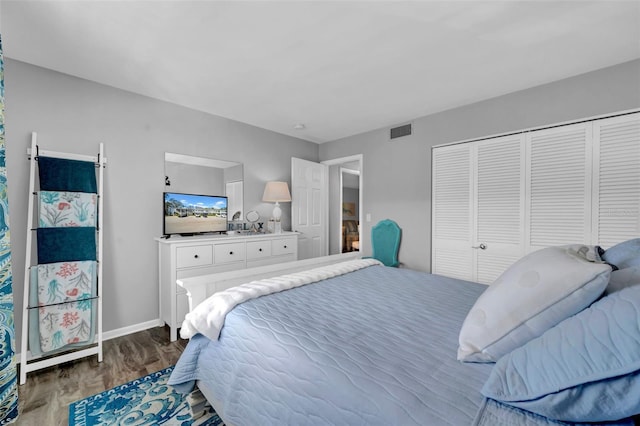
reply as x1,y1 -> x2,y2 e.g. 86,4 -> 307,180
246,210 -> 260,233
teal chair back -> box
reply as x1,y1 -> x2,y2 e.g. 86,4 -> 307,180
371,219 -> 401,267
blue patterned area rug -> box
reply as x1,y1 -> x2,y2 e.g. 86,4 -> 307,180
69,366 -> 224,425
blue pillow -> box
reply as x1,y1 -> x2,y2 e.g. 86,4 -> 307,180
603,238 -> 640,269
605,266 -> 640,295
482,284 -> 640,422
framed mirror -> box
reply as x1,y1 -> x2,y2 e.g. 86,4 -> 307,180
164,152 -> 244,221
245,210 -> 260,232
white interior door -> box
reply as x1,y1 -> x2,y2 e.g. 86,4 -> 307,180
525,122 -> 592,252
431,144 -> 474,281
474,135 -> 526,284
432,136 -> 526,285
591,112 -> 640,248
292,157 -> 328,260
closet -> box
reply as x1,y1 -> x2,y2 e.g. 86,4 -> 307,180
432,111 -> 640,285
20,132 -> 106,384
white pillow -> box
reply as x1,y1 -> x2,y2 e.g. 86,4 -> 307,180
458,244 -> 611,363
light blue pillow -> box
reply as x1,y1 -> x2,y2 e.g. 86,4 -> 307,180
605,266 -> 640,295
482,284 -> 640,422
603,238 -> 640,269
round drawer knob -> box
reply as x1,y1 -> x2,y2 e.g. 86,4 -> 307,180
259,248 -> 262,252
229,251 -> 234,255
284,245 -> 287,249
194,254 -> 199,259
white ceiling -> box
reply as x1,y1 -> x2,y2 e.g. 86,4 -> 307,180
1,1 -> 639,143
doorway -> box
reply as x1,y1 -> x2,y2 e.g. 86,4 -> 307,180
322,155 -> 363,256
340,168 -> 360,253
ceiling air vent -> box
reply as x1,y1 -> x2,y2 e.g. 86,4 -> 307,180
390,123 -> 412,140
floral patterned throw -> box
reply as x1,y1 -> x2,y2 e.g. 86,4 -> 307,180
38,191 -> 97,227
36,261 -> 96,353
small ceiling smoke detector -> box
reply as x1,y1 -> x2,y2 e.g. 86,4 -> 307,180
293,123 -> 306,130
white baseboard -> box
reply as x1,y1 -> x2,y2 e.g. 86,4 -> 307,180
102,319 -> 165,341
16,318 -> 165,365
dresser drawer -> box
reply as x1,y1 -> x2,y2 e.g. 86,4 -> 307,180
214,242 -> 245,264
246,240 -> 272,260
176,245 -> 213,268
272,238 -> 296,256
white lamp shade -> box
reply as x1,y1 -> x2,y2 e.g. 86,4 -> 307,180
263,181 -> 291,228
262,181 -> 291,202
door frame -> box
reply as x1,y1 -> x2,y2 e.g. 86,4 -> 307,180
339,167 -> 360,253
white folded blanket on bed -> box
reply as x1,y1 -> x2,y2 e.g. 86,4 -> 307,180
180,258 -> 382,341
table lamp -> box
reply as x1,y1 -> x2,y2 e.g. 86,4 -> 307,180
262,181 -> 291,226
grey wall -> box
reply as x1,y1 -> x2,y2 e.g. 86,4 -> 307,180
225,164 -> 243,183
319,59 -> 640,272
164,162 -> 225,195
4,59 -> 318,349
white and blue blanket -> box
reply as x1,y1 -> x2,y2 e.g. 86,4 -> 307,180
170,262 -> 638,425
38,191 -> 96,228
29,261 -> 97,355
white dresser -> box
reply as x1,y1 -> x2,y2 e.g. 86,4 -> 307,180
156,232 -> 299,341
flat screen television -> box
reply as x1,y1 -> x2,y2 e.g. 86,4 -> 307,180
163,192 -> 228,237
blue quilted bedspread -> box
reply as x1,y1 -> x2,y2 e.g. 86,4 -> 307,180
473,399 -> 636,426
170,265 -> 496,425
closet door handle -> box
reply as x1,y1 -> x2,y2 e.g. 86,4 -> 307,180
472,243 -> 487,250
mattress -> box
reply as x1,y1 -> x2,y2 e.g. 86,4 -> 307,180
170,264 -> 495,425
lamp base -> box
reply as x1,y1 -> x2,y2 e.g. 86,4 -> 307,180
272,202 -> 282,222
273,202 -> 282,233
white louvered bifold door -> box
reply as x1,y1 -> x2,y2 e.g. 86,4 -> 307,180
474,135 -> 526,284
526,123 -> 593,252
432,144 -> 473,280
592,112 -> 640,249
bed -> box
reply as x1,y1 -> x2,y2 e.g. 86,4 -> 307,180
168,242 -> 640,426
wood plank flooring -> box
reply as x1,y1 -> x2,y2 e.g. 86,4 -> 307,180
17,326 -> 187,425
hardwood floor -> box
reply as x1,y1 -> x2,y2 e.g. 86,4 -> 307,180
17,326 -> 187,425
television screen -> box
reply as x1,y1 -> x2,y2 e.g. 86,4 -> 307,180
163,192 -> 228,236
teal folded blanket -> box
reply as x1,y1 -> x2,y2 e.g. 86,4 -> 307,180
38,156 -> 97,193
37,227 -> 96,264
